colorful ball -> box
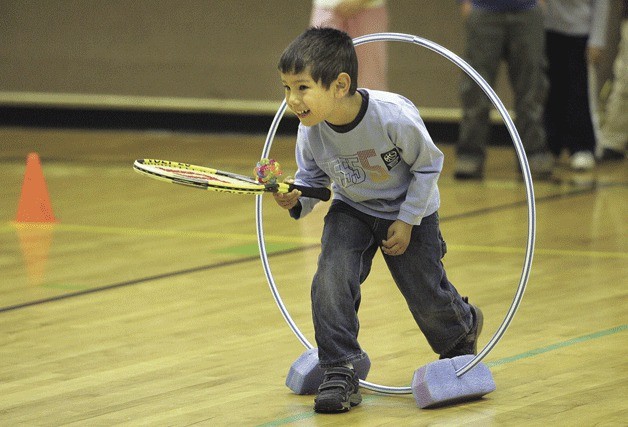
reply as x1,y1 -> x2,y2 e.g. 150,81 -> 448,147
254,158 -> 283,185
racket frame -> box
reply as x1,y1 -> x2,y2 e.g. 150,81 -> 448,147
134,159 -> 331,200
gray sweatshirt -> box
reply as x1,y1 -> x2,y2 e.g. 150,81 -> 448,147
292,89 -> 442,226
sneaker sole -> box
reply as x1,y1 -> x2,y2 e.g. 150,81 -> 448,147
471,304 -> 484,354
350,391 -> 362,407
314,391 -> 362,413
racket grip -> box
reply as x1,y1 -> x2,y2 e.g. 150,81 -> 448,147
289,184 -> 331,201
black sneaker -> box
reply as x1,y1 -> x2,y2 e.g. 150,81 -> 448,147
440,297 -> 484,359
598,148 -> 625,162
527,151 -> 555,181
314,366 -> 362,413
453,157 -> 484,180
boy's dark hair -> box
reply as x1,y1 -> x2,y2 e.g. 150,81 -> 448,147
278,27 -> 358,95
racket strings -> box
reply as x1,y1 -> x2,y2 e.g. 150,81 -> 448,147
156,166 -> 233,184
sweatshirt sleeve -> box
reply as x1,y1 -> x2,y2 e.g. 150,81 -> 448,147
291,127 -> 331,219
393,103 -> 443,225
589,0 -> 610,48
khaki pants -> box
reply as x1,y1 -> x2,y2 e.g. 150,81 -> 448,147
599,19 -> 628,154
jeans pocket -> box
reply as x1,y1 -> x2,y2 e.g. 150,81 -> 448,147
439,230 -> 447,259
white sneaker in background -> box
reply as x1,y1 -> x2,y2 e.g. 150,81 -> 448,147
570,151 -> 596,171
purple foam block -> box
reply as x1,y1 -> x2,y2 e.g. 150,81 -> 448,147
412,355 -> 496,408
285,348 -> 371,395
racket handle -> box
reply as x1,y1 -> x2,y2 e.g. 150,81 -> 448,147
289,184 -> 331,201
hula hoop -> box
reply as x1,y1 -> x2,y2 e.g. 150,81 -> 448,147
255,33 -> 536,394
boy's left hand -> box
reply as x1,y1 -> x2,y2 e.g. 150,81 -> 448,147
382,220 -> 413,256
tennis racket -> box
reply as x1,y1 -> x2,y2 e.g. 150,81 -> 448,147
133,159 -> 331,201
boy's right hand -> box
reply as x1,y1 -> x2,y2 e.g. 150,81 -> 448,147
273,189 -> 301,209
273,177 -> 301,209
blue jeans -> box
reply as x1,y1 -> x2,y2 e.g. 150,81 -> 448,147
312,200 -> 473,368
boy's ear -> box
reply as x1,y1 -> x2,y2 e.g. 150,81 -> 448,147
334,72 -> 352,97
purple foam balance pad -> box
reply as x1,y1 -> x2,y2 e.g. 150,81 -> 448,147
412,354 -> 496,408
286,348 -> 371,395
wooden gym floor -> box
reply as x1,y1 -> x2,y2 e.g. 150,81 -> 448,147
0,126 -> 626,426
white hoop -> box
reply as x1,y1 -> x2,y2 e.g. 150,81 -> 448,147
256,33 -> 536,394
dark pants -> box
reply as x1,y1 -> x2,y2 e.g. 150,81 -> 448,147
458,6 -> 548,161
544,30 -> 596,156
312,201 -> 472,368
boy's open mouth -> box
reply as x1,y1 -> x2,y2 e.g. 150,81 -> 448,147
296,109 -> 311,119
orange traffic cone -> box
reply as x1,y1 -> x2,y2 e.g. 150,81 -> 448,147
15,223 -> 54,286
15,153 -> 56,285
16,152 -> 56,223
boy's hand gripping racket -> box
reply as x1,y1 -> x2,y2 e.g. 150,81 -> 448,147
133,158 -> 331,201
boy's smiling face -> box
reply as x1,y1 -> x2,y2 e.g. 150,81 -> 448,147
280,69 -> 339,127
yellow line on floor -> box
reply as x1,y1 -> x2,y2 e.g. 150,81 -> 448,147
3,221 -> 319,244
448,244 -> 628,259
3,222 -> 625,259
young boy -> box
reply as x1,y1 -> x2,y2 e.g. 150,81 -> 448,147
274,27 -> 482,414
